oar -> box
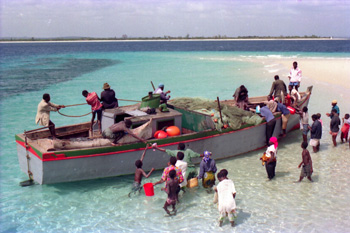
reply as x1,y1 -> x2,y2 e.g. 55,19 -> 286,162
151,81 -> 155,91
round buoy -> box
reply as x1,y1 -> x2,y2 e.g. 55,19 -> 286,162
166,126 -> 180,136
287,106 -> 296,115
154,130 -> 168,139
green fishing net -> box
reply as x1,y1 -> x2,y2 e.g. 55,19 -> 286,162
170,97 -> 263,130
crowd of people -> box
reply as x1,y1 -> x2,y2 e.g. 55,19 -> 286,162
35,62 -> 349,227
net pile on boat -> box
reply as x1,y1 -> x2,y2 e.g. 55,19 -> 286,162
170,97 -> 263,130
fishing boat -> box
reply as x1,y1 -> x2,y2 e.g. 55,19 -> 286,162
15,86 -> 312,185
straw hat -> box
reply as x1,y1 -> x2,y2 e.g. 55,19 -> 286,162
332,99 -> 337,104
103,83 -> 110,89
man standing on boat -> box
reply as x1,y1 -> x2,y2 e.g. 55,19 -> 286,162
35,93 -> 65,139
82,90 -> 103,135
154,83 -> 171,104
288,61 -> 302,94
101,83 -> 118,109
268,75 -> 287,103
102,119 -> 147,146
233,85 -> 249,110
152,142 -> 202,180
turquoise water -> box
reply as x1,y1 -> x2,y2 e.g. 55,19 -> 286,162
1,43 -> 350,232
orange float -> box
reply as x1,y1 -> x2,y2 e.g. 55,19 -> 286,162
154,130 -> 168,139
166,126 -> 180,136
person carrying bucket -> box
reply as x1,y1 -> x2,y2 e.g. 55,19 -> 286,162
129,145 -> 155,197
198,151 -> 217,189
153,157 -> 184,201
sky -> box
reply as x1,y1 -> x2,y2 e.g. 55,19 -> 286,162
1,0 -> 349,38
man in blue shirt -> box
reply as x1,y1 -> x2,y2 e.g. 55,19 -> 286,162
308,114 -> 322,152
326,100 -> 340,119
260,105 -> 276,146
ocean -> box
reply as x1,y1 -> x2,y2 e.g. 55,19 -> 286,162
1,40 -> 350,232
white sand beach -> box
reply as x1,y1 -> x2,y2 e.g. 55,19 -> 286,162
278,58 -> 350,89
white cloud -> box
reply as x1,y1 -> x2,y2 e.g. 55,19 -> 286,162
1,0 -> 349,38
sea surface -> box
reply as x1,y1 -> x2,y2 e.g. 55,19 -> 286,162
1,40 -> 350,233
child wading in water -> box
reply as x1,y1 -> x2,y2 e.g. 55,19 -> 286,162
215,169 -> 237,227
297,141 -> 313,182
129,145 -> 155,197
162,169 -> 179,216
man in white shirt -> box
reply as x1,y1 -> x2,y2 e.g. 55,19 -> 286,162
175,152 -> 188,189
288,61 -> 302,94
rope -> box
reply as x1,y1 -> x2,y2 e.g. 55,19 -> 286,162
118,99 -> 141,103
64,103 -> 88,107
58,109 -> 92,117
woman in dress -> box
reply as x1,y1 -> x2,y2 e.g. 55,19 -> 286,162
265,137 -> 278,180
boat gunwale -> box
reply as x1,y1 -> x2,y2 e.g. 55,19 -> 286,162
15,90 -> 311,162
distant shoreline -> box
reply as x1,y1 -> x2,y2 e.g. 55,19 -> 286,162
1,37 -> 348,44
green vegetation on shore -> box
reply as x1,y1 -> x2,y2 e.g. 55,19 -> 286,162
0,35 -> 335,42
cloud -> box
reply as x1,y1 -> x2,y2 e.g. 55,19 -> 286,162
1,0 -> 349,38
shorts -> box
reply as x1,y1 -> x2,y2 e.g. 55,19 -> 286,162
132,181 -> 142,192
300,164 -> 312,177
166,198 -> 176,205
302,124 -> 310,135
93,108 -> 103,120
329,131 -> 339,136
309,139 -> 319,147
93,108 -> 102,114
219,210 -> 237,222
289,82 -> 299,87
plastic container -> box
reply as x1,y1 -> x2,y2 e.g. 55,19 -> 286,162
140,94 -> 160,109
187,177 -> 198,188
143,183 -> 154,196
287,106 -> 296,114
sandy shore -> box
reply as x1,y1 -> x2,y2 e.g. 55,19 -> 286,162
278,58 -> 350,89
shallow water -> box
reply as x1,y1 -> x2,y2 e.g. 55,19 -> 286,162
0,42 -> 350,232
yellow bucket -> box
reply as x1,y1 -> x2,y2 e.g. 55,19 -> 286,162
187,177 -> 198,188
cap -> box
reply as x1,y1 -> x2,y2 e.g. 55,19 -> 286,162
332,100 -> 337,104
158,83 -> 164,88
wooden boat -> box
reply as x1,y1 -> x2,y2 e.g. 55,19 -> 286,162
15,86 -> 312,185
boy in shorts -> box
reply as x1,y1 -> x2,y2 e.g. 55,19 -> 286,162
129,145 -> 155,197
297,141 -> 313,182
162,170 -> 179,215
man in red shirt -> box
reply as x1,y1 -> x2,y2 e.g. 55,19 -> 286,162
82,90 -> 103,135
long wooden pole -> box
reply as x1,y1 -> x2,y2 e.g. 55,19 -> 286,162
217,97 -> 224,126
151,81 -> 155,91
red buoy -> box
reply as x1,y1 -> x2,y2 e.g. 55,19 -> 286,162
154,130 -> 168,139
